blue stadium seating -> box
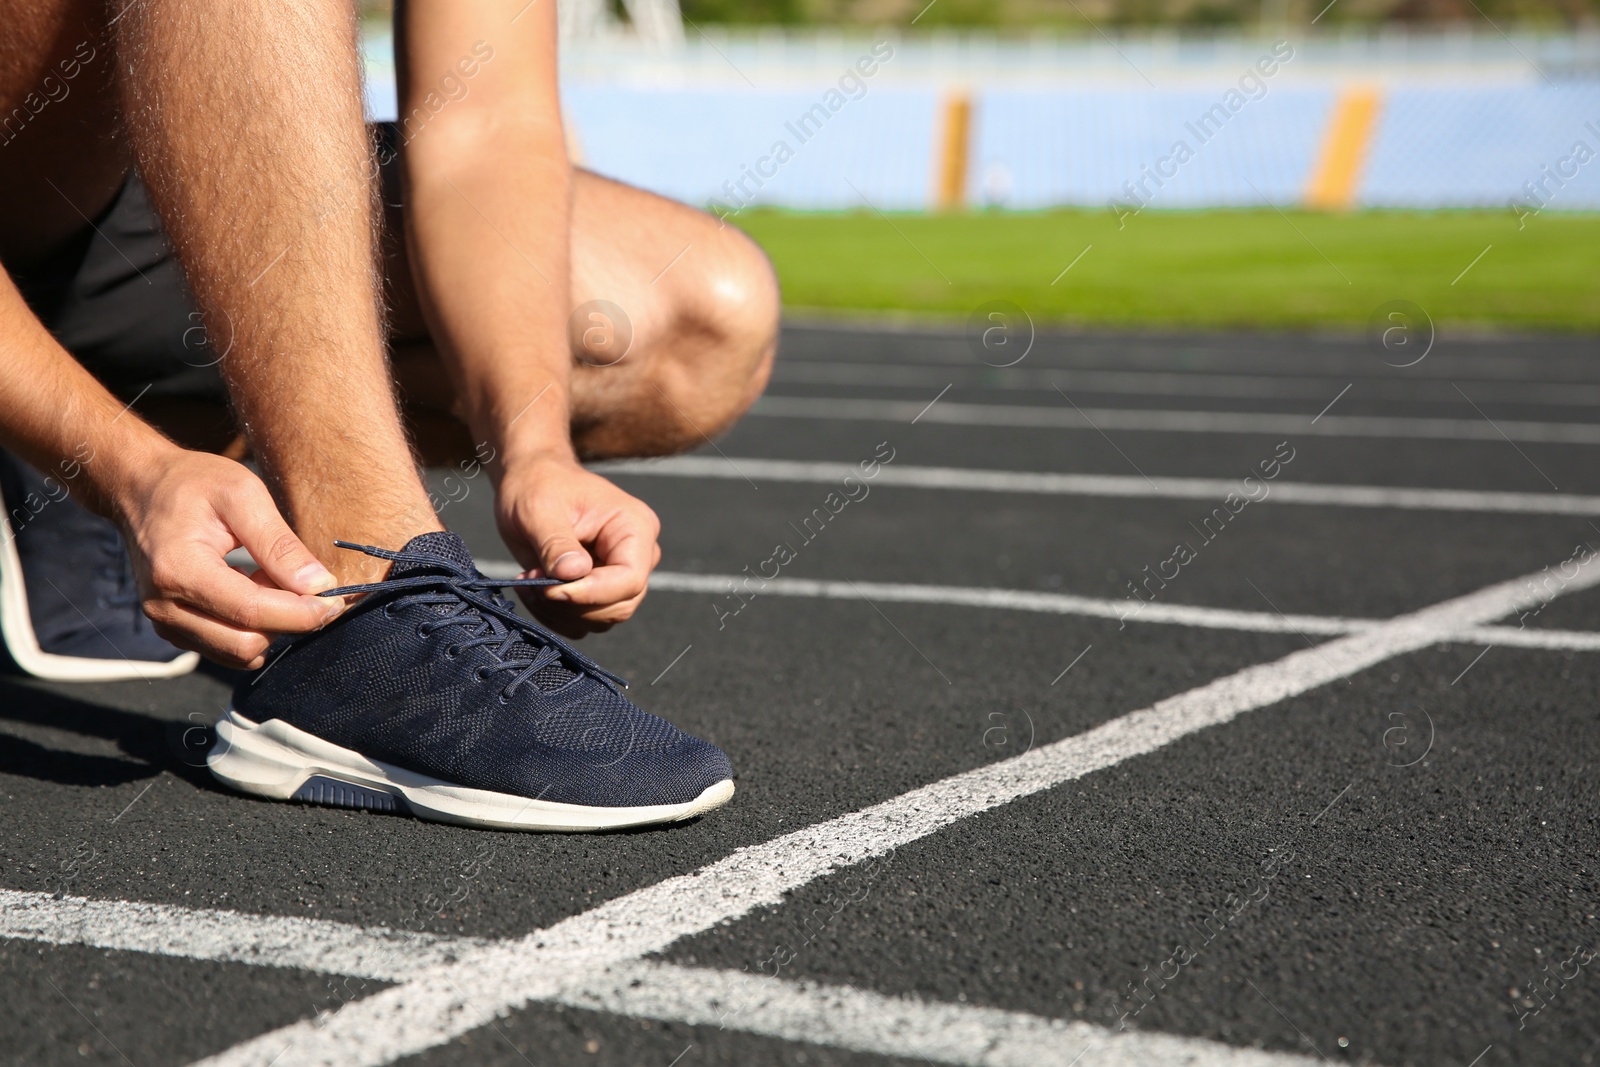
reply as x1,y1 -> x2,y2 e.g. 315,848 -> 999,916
364,66 -> 1600,212
968,87 -> 1333,209
1361,85 -> 1600,209
563,86 -> 938,212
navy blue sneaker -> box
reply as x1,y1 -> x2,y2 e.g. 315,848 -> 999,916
0,450 -> 198,681
208,532 -> 734,831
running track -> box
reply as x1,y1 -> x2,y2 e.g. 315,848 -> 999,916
3,323 -> 1599,1065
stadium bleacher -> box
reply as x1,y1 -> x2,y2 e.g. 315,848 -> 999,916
363,27 -> 1600,212
1364,84 -> 1600,209
563,85 -> 939,213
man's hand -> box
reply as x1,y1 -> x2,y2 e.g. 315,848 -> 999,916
494,455 -> 661,636
114,448 -> 343,669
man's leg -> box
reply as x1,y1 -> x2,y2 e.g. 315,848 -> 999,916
115,0 -> 438,583
385,168 -> 781,465
210,165 -> 750,828
119,165 -> 780,468
566,170 -> 780,458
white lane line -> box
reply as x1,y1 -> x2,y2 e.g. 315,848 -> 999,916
597,456 -> 1600,517
565,959 -> 1324,1067
643,569 -> 1373,636
749,395 -> 1600,446
230,546 -> 1600,651
480,563 -> 1600,653
413,560 -> 1600,652
0,892 -> 1321,1067
770,361 -> 1600,409
1475,625 -> 1600,650
0,888 -> 487,979
188,553 -> 1600,1067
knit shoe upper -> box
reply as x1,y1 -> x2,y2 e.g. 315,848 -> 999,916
231,532 -> 732,809
0,448 -> 189,665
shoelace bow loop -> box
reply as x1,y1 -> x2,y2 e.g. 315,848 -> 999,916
318,540 -> 628,696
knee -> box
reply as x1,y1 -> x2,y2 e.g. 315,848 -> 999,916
696,225 -> 779,420
655,226 -> 779,444
571,222 -> 779,461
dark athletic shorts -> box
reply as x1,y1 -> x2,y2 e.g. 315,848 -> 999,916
7,123 -> 402,404
11,171 -> 221,403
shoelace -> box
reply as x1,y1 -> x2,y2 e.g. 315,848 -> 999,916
318,540 -> 628,699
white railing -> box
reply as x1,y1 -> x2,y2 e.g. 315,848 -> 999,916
363,22 -> 1600,90
563,25 -> 1600,86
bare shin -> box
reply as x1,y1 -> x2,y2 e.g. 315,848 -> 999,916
114,0 -> 439,582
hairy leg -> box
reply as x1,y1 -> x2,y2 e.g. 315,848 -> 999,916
115,0 -> 438,583
129,167 -> 780,468
385,168 -> 780,465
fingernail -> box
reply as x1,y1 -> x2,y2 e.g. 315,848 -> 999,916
551,551 -> 584,575
296,563 -> 337,592
321,596 -> 345,622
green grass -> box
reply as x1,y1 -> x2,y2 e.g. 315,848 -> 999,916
735,208 -> 1600,332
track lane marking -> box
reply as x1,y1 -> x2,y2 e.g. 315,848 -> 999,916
769,360 -> 1600,409
0,891 -> 1321,1067
598,456 -> 1600,516
475,563 -> 1600,652
226,551 -> 1600,655
774,330 -> 1600,384
0,888 -> 488,978
1474,624 -> 1600,650
569,958 -> 1325,1067
180,552 -> 1600,1067
227,550 -> 1600,650
747,395 -> 1600,445
642,569 -> 1374,635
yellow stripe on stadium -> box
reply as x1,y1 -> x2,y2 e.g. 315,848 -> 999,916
1305,87 -> 1382,211
935,92 -> 972,211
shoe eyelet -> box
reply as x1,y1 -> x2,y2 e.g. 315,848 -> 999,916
473,667 -> 490,682
382,603 -> 397,618
497,691 -> 510,704
444,644 -> 460,658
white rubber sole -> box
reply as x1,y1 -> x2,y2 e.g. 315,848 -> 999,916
0,505 -> 199,682
207,710 -> 736,832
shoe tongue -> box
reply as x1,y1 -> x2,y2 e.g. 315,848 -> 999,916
389,531 -> 477,577
387,530 -> 582,693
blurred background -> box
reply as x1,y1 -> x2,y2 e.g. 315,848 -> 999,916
358,0 -> 1600,332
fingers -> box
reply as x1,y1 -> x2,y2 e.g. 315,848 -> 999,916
117,451 -> 343,666
529,507 -> 593,581
497,464 -> 661,631
541,489 -> 658,616
525,599 -> 615,640
145,544 -> 339,638
515,532 -> 651,633
227,482 -> 338,595
147,600 -> 274,670
531,579 -> 648,633
543,525 -> 654,617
